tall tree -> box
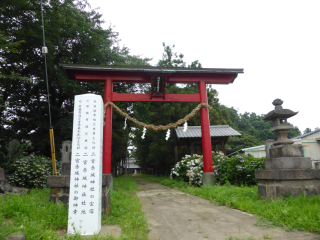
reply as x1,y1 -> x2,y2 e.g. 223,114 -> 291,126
0,0 -> 150,166
303,128 -> 312,134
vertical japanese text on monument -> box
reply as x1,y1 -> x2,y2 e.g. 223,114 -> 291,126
68,94 -> 103,235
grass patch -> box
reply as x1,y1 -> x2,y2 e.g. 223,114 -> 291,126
103,175 -> 149,239
0,175 -> 148,239
141,174 -> 320,233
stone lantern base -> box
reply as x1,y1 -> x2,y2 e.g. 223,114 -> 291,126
255,144 -> 320,198
255,170 -> 320,198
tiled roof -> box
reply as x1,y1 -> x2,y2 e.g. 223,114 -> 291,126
175,125 -> 241,139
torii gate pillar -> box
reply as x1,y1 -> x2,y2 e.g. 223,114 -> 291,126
103,79 -> 113,175
198,81 -> 214,184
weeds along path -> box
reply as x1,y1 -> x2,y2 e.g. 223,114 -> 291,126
133,176 -> 319,240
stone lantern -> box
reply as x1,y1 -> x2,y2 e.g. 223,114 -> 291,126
263,98 -> 298,146
255,99 -> 320,198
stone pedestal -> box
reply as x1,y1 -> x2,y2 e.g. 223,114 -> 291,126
61,140 -> 72,175
47,174 -> 112,214
255,144 -> 320,198
202,172 -> 216,185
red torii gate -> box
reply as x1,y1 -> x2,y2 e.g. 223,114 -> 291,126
60,64 -> 243,185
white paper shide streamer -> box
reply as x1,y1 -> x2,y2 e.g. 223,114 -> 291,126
123,118 -> 127,130
141,127 -> 147,139
165,129 -> 170,140
183,121 -> 188,132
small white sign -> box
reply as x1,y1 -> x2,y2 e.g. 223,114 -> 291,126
67,94 -> 103,235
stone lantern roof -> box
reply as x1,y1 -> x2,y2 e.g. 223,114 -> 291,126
263,99 -> 298,121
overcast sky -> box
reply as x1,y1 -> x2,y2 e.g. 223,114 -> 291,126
87,0 -> 319,133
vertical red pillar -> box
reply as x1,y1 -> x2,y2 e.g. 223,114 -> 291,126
103,79 -> 113,174
198,81 -> 213,174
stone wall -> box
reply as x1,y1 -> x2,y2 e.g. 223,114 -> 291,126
258,179 -> 320,198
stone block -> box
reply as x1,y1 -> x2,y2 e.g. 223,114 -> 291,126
264,159 -> 272,170
258,185 -> 266,196
202,172 -> 215,185
49,187 -> 69,205
61,140 -> 72,164
8,139 -> 21,161
271,157 -> 312,169
47,175 -> 70,188
274,169 -> 315,180
276,186 -> 303,197
63,187 -> 70,194
265,139 -> 275,161
258,180 -> 266,184
266,185 -> 276,198
65,175 -> 70,187
270,144 -> 303,158
256,169 -> 318,180
255,170 -> 272,179
59,195 -> 69,204
102,174 -> 113,187
61,163 -> 71,175
314,162 -> 320,170
50,187 -> 63,196
257,179 -> 320,198
0,180 -> 12,193
102,186 -> 111,215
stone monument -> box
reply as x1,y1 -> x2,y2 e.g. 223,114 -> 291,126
67,94 -> 103,235
255,99 -> 320,198
7,139 -> 22,161
47,94 -> 112,219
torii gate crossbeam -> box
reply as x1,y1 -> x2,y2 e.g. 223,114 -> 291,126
60,64 -> 243,185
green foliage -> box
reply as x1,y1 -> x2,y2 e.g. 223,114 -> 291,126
0,141 -> 27,169
141,174 -> 320,232
0,188 -> 68,239
213,154 -> 265,186
170,155 -> 204,186
6,155 -> 60,188
157,42 -> 186,67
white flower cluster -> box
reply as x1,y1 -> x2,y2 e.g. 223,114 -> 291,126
186,158 -> 203,186
170,154 -> 204,186
7,155 -> 60,188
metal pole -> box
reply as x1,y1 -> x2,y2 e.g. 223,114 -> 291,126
40,0 -> 56,175
125,144 -> 128,179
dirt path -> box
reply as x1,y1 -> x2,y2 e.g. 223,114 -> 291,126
134,176 -> 320,240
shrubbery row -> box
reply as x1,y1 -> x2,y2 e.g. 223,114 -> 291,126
170,153 -> 265,186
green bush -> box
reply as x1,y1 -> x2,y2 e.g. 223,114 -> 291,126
170,154 -> 204,186
213,153 -> 265,186
6,155 -> 60,188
